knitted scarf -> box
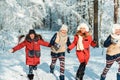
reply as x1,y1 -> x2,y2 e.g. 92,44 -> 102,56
77,35 -> 84,50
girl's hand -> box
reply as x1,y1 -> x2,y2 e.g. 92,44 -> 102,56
67,48 -> 70,53
9,49 -> 14,53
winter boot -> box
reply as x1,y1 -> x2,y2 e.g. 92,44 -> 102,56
59,75 -> 64,80
50,65 -> 55,73
76,72 -> 84,80
27,74 -> 34,80
100,75 -> 105,80
117,73 -> 120,80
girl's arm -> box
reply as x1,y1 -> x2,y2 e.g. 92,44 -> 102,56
50,33 -> 57,46
66,37 -> 71,47
68,35 -> 78,50
12,40 -> 26,52
103,35 -> 112,47
38,39 -> 50,47
89,36 -> 97,47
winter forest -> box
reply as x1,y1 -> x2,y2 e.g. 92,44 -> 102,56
0,0 -> 120,80
0,0 -> 120,47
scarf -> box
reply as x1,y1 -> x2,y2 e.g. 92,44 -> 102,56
111,34 -> 120,45
77,35 -> 84,50
51,31 -> 68,53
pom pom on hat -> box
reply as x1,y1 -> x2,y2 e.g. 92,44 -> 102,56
60,24 -> 68,31
77,23 -> 89,32
112,24 -> 120,34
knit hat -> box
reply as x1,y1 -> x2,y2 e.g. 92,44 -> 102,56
60,24 -> 68,31
77,23 -> 89,32
29,29 -> 36,34
112,24 -> 120,34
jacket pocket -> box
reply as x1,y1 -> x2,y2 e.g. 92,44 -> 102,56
28,50 -> 35,58
35,51 -> 41,58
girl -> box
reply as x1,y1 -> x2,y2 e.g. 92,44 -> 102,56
9,29 -> 50,80
49,24 -> 71,80
67,23 -> 96,80
100,24 -> 120,80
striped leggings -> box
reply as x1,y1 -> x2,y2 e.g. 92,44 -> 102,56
101,54 -> 120,77
50,52 -> 65,75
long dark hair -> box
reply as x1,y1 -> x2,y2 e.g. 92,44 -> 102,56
18,35 -> 25,44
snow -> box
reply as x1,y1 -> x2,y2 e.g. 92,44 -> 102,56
0,0 -> 119,79
0,30 -> 118,80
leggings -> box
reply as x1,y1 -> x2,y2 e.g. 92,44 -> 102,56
29,65 -> 37,74
50,52 -> 65,75
101,54 -> 120,77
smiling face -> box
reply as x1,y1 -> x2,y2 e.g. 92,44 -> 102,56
115,29 -> 120,35
30,33 -> 35,39
61,30 -> 67,34
80,27 -> 86,33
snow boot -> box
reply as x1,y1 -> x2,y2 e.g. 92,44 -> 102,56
100,75 -> 105,80
76,72 -> 84,80
27,74 -> 34,80
59,75 -> 64,80
50,65 -> 55,73
117,73 -> 120,80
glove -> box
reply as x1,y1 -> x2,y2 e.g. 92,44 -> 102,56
67,48 -> 70,53
53,43 -> 61,51
91,40 -> 97,48
9,49 -> 14,53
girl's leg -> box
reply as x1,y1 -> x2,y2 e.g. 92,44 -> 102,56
28,65 -> 34,80
59,55 -> 65,80
59,56 -> 65,75
76,62 -> 86,80
101,60 -> 114,77
116,56 -> 120,80
29,65 -> 33,74
116,56 -> 120,73
33,65 -> 37,70
50,53 -> 57,73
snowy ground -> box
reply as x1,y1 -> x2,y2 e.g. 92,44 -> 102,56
0,30 -> 118,80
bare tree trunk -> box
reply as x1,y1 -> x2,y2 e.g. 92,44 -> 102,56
0,24 -> 3,30
62,12 -> 64,24
114,0 -> 119,23
49,8 -> 52,30
94,0 -> 99,47
88,0 -> 94,27
100,0 -> 103,28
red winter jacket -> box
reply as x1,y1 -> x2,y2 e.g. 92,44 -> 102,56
13,39 -> 49,66
68,35 -> 96,64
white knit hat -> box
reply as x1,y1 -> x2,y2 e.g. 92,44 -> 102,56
77,23 -> 89,32
60,24 -> 68,31
112,24 -> 120,33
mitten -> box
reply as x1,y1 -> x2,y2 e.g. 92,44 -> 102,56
67,48 -> 70,53
9,49 -> 14,53
54,43 -> 61,51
